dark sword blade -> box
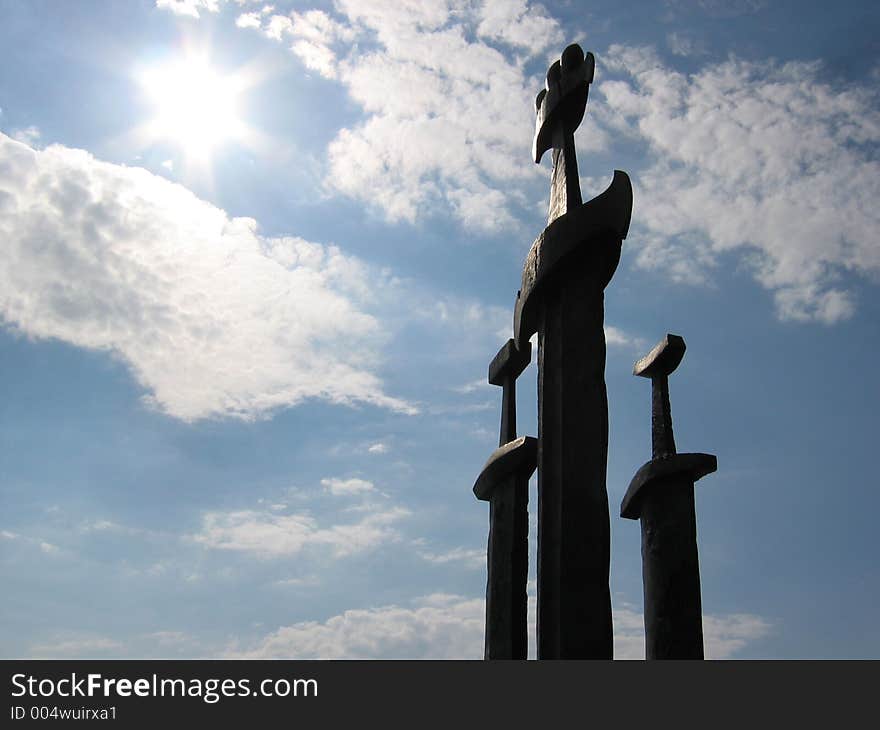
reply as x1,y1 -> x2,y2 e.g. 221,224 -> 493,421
527,44 -> 625,660
484,471 -> 530,659
536,265 -> 613,659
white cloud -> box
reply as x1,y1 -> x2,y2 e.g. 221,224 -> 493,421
598,46 -> 880,323
237,8 -> 355,78
612,603 -> 771,659
10,126 -> 40,146
291,39 -> 338,78
160,5 -> 880,323
147,630 -> 190,647
1,528 -> 61,556
666,32 -> 706,57
191,502 -> 408,557
418,546 -> 484,569
232,594 -> 485,658
235,11 -> 262,29
155,0 -> 219,18
233,593 -> 770,658
273,576 -> 320,588
0,133 -> 414,421
367,442 -> 388,454
604,325 -> 641,349
702,613 -> 773,659
29,630 -> 208,658
668,0 -> 767,19
30,636 -> 123,658
475,0 -> 564,54
451,378 -> 489,394
232,1 -> 570,231
320,477 -> 376,496
78,519 -> 157,537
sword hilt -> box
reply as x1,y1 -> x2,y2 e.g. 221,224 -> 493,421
533,44 -> 595,224
489,339 -> 532,447
633,334 -> 686,459
651,374 -> 676,459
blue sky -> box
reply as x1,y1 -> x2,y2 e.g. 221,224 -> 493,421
1,0 -> 877,659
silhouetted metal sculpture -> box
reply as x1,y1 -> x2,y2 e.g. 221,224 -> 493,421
473,339 -> 535,659
620,334 -> 717,659
474,43 -> 632,660
474,45 -> 718,662
518,45 -> 631,660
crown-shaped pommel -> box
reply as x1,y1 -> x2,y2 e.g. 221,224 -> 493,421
532,44 -> 595,164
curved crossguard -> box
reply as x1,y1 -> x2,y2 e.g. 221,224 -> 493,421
533,44 -> 595,224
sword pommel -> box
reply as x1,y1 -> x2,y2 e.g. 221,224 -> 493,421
633,334 -> 686,379
533,45 -> 594,164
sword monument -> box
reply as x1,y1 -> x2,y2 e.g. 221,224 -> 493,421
473,44 -> 718,661
620,334 -> 717,659
474,43 -> 632,659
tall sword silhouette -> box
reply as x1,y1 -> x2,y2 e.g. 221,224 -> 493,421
514,44 -> 632,658
473,339 -> 535,659
620,334 -> 717,660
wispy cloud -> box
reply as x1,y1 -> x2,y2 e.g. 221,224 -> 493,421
230,1 -> 569,231
418,546 -> 485,570
320,477 -> 377,496
666,32 -> 706,57
604,325 -> 642,349
2,528 -> 62,556
29,630 -> 208,659
158,3 -> 880,325
231,593 -> 770,658
230,594 -> 485,659
451,378 -> 489,394
155,0 -> 219,18
0,133 -> 415,421
10,125 -> 41,146
666,0 -> 768,20
598,45 -> 880,323
191,502 -> 409,558
29,636 -> 124,659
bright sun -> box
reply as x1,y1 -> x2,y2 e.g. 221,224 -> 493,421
140,56 -> 244,158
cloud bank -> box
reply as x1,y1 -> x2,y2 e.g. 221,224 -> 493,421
0,133 -> 413,421
599,46 -> 880,323
165,2 -> 880,322
233,593 -> 770,659
191,501 -> 409,558
234,0 -> 567,231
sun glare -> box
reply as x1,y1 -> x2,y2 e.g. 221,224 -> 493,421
140,57 -> 244,158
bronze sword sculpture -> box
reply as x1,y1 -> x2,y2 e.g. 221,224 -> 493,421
620,334 -> 717,659
473,339 -> 535,659
514,44 -> 632,658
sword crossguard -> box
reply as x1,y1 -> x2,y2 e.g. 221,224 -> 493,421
473,436 -> 538,502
